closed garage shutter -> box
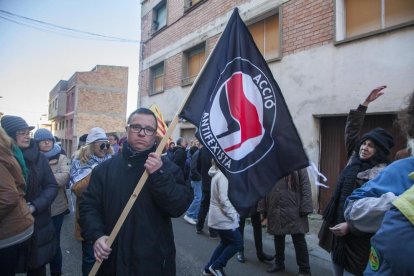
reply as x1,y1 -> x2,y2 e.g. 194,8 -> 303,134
318,113 -> 405,214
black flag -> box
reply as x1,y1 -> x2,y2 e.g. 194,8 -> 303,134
180,8 -> 309,215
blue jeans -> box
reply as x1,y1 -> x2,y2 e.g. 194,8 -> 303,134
205,228 -> 243,270
186,180 -> 202,219
82,241 -> 95,276
50,213 -> 65,273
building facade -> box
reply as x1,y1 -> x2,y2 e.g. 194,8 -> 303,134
48,65 -> 128,157
138,0 -> 414,210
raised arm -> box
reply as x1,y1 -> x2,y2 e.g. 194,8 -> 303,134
362,85 -> 386,107
345,86 -> 387,158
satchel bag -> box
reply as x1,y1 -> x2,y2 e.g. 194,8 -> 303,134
318,219 -> 333,253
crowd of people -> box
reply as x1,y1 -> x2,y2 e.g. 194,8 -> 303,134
1,85 -> 413,276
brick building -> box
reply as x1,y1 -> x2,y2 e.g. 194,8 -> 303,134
48,65 -> 128,157
138,0 -> 414,210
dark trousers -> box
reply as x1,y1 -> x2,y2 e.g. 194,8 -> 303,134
27,265 -> 46,276
196,191 -> 218,235
50,213 -> 65,273
82,241 -> 95,276
274,234 -> 310,274
238,211 -> 264,255
0,239 -> 31,276
0,243 -> 20,276
205,228 -> 244,270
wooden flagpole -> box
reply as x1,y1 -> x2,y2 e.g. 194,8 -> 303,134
88,11 -> 230,276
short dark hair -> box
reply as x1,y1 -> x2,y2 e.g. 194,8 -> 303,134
109,134 -> 119,142
176,137 -> 185,146
127,108 -> 158,130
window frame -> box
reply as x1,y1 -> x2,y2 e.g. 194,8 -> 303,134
150,62 -> 165,96
335,0 -> 414,44
246,9 -> 282,62
181,43 -> 206,87
184,0 -> 206,13
152,0 -> 167,34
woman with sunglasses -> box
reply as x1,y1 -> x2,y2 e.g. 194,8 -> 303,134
70,127 -> 112,276
34,128 -> 70,276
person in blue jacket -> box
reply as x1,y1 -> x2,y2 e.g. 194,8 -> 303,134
364,181 -> 414,275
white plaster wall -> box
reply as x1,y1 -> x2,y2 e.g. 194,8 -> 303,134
269,27 -> 414,164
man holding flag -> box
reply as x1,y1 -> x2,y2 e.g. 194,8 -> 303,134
180,8 -> 308,216
79,108 -> 192,275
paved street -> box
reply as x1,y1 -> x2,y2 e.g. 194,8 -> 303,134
42,163 -> 329,276
56,210 -> 293,276
57,213 -> 288,276
173,216 -> 294,276
43,194 -> 331,275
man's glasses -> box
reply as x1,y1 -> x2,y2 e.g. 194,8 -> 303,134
16,130 -> 32,137
99,142 -> 111,150
127,124 -> 156,136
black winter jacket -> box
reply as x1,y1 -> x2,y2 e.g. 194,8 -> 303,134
189,149 -> 201,181
79,144 -> 192,275
173,146 -> 186,173
22,140 -> 58,270
197,147 -> 213,192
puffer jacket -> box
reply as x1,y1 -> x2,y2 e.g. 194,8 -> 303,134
0,154 -> 34,245
258,168 -> 313,235
23,140 -> 58,269
49,154 -> 70,216
208,166 -> 239,230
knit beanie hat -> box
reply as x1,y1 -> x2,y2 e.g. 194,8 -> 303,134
34,128 -> 55,143
360,128 -> 395,155
0,115 -> 35,140
86,127 -> 108,145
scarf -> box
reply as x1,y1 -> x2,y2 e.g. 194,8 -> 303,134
43,144 -> 62,160
12,144 -> 29,183
323,157 -> 376,224
323,156 -> 379,274
70,154 -> 111,185
124,142 -> 155,165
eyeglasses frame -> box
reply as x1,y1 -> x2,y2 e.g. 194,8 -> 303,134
126,124 -> 156,136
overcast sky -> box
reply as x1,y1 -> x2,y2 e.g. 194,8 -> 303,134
0,0 -> 140,126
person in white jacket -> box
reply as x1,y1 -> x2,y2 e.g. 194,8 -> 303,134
203,161 -> 243,276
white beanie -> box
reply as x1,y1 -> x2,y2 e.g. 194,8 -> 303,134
86,127 -> 107,145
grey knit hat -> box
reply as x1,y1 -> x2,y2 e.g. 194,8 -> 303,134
34,128 -> 55,143
1,115 -> 35,139
86,127 -> 108,145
